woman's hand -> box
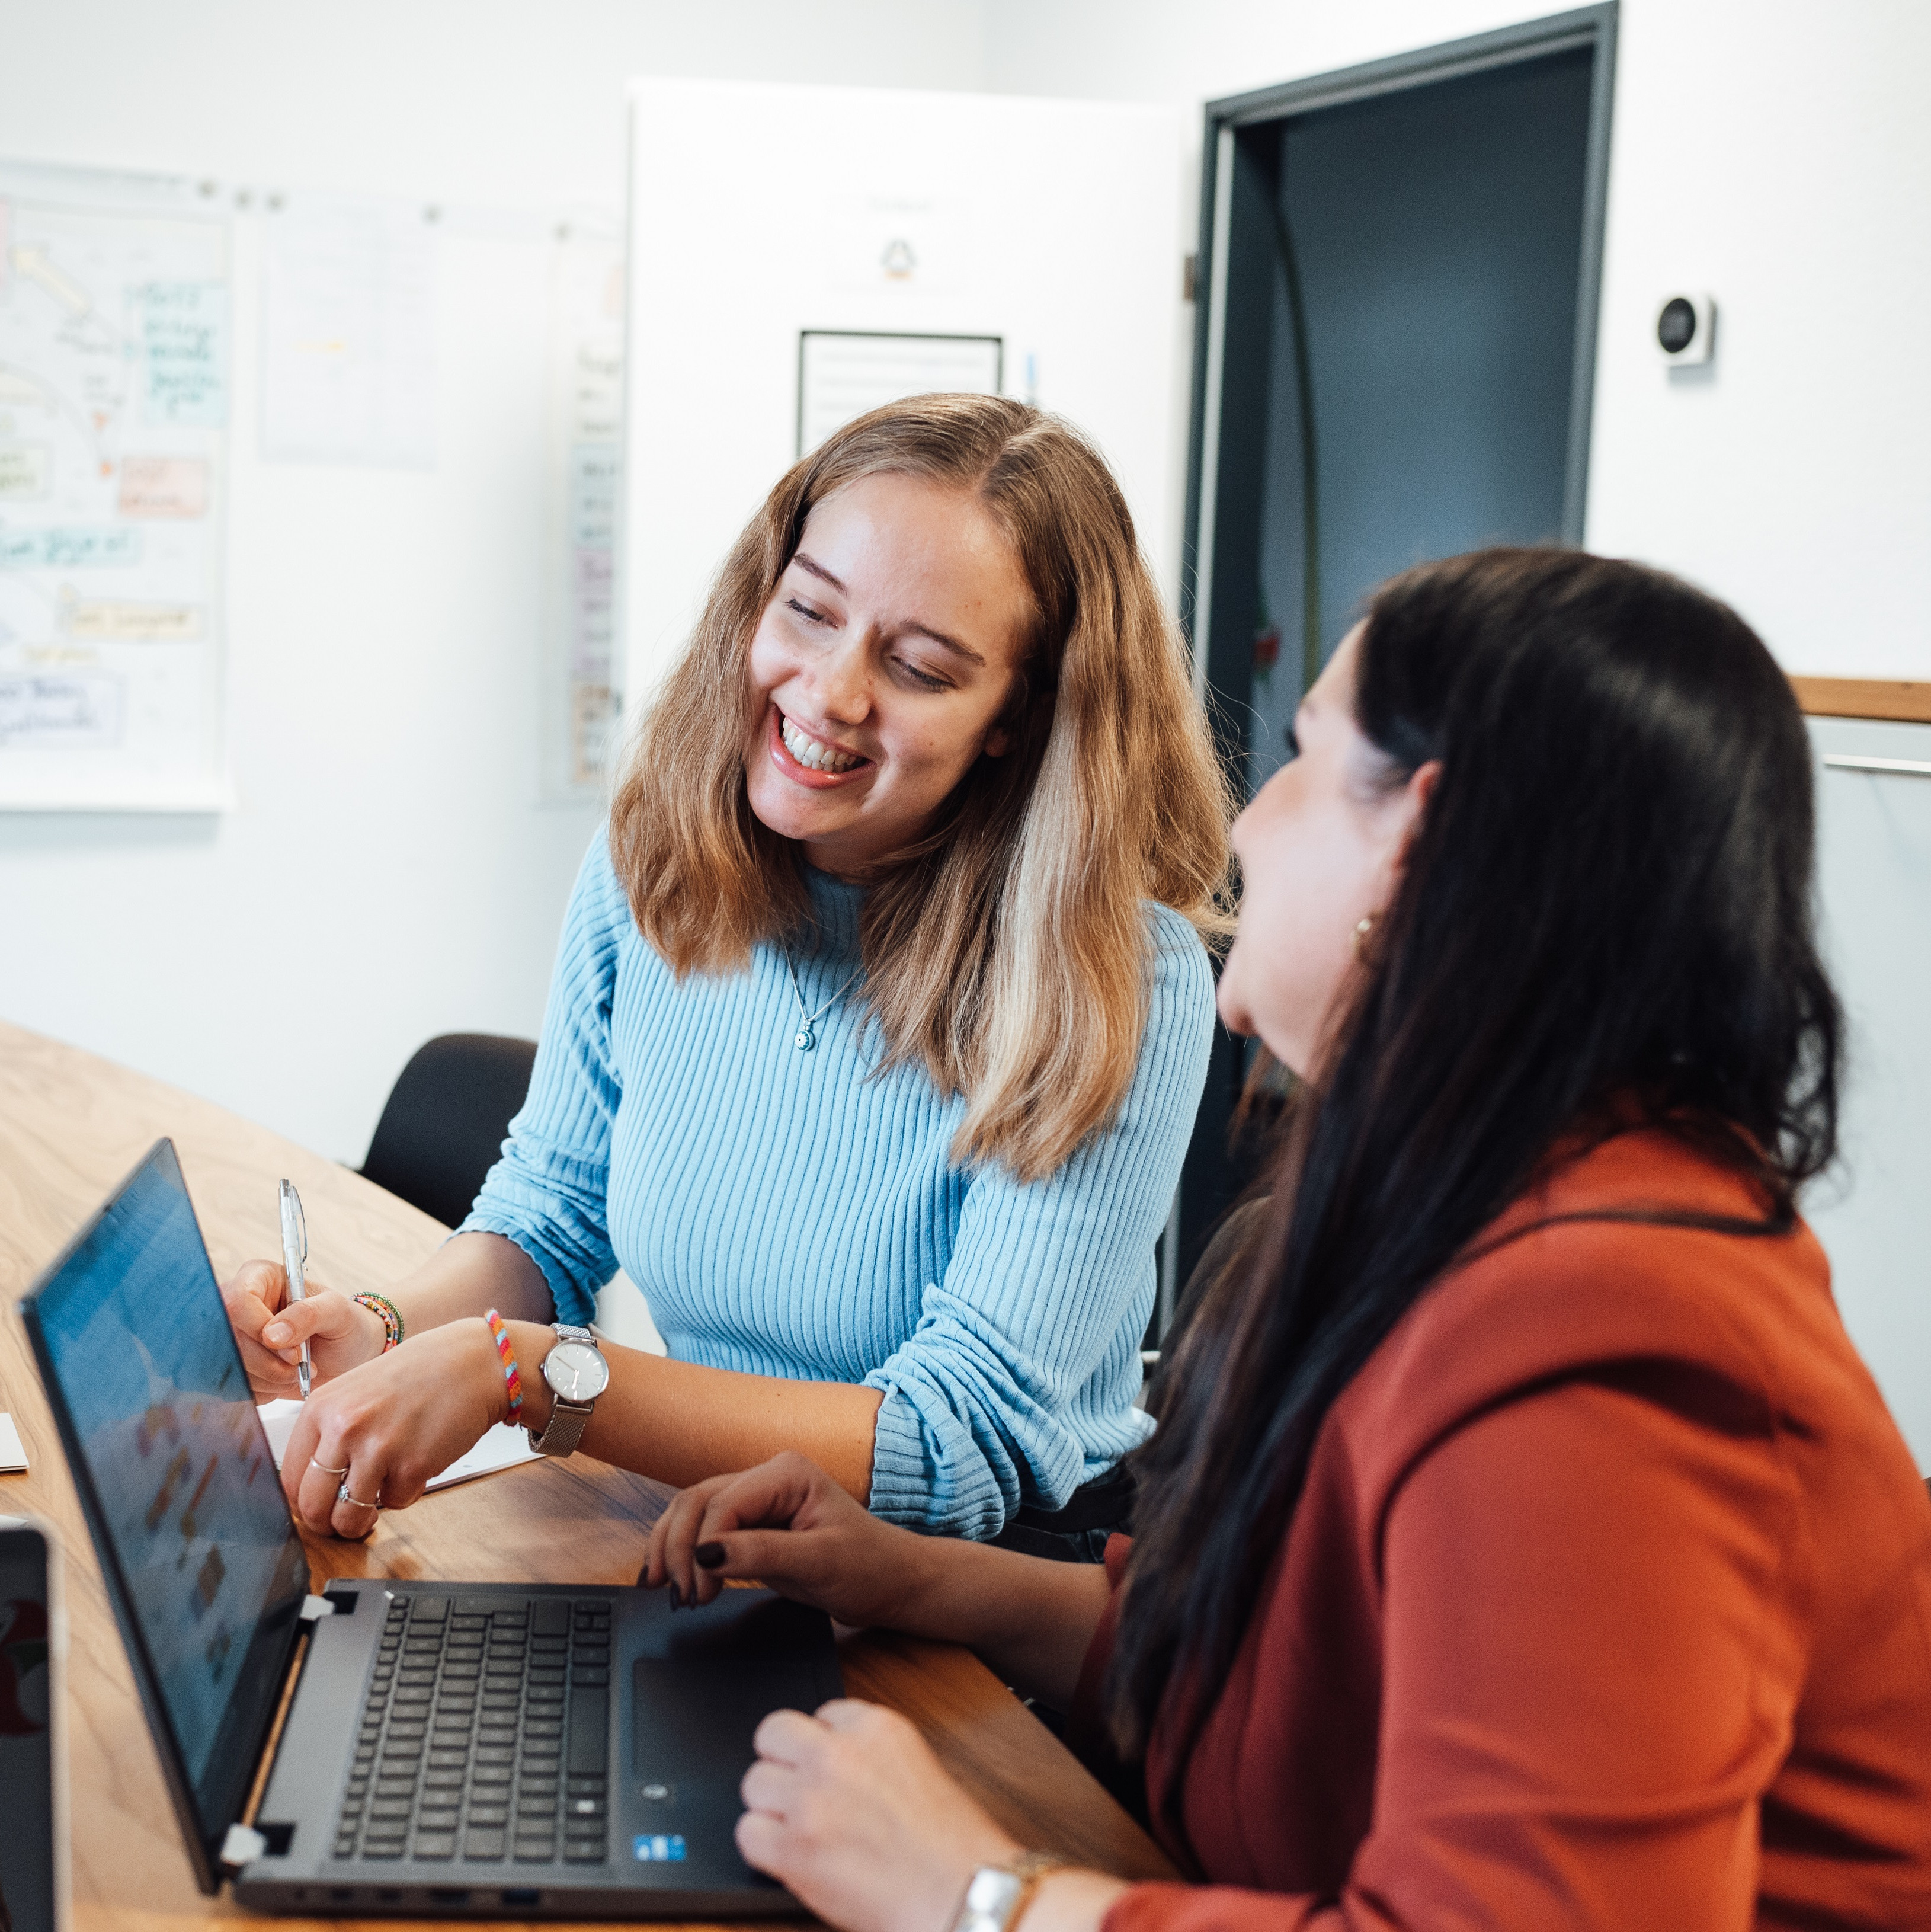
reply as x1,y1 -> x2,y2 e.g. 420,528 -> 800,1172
739,1699 -> 1021,1932
222,1259 -> 387,1399
279,1316 -> 511,1539
644,1451 -> 934,1625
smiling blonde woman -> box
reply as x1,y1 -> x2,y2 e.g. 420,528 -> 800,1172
226,395 -> 1232,1552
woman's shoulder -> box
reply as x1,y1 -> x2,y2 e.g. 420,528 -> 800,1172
1345,1127 -> 1884,1477
1143,901 -> 1215,1002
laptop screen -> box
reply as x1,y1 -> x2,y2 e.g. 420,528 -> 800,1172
23,1140 -> 309,1876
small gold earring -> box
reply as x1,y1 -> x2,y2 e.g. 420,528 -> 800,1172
1352,915 -> 1375,961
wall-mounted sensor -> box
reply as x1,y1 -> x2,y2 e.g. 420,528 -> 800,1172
1656,293 -> 1716,365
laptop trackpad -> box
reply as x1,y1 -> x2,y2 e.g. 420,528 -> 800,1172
632,1655 -> 816,1783
631,1595 -> 840,1787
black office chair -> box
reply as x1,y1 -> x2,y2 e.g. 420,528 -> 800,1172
359,1034 -> 538,1229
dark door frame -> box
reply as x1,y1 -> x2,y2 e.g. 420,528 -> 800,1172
1159,5 -> 1619,1335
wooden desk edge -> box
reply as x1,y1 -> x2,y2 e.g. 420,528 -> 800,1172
1791,675 -> 1931,724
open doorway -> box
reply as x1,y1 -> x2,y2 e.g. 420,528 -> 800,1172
1164,7 -> 1619,1329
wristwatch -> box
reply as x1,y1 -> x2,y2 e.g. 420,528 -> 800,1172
527,1324 -> 610,1458
949,1853 -> 1070,1932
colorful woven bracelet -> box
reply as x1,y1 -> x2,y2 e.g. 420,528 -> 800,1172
352,1292 -> 405,1352
483,1309 -> 524,1420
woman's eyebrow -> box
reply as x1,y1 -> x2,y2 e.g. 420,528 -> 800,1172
792,550 -> 984,666
790,552 -> 846,593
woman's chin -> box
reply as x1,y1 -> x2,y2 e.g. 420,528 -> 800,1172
745,782 -> 862,862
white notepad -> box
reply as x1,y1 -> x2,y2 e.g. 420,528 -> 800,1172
0,1412 -> 28,1473
257,1402 -> 538,1492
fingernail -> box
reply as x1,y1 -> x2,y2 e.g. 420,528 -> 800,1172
265,1323 -> 290,1344
694,1542 -> 726,1569
668,1582 -> 683,1610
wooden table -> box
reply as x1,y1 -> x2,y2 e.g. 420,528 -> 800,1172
0,1021 -> 1173,1931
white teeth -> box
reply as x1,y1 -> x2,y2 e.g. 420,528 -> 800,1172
781,715 -> 860,774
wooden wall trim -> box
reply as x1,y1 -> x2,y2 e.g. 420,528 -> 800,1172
1791,676 -> 1931,723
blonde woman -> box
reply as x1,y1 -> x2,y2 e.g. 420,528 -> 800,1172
227,396 -> 1231,1553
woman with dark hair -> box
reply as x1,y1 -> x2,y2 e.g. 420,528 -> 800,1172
644,549 -> 1931,1930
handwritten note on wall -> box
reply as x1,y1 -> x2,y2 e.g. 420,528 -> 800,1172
543,232 -> 624,799
0,164 -> 230,809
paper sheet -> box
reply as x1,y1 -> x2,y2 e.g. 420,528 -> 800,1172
540,228 -> 623,799
261,194 -> 438,469
0,1412 -> 28,1473
257,1402 -> 538,1493
796,330 -> 1001,457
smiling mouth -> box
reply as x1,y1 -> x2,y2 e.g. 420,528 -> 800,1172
777,709 -> 870,776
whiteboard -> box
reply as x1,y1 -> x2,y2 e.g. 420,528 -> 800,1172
624,79 -> 1181,703
0,160 -> 230,811
1804,716 -> 1931,1471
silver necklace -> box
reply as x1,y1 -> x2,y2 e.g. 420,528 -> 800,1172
782,948 -> 861,1051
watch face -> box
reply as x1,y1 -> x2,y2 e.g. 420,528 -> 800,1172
544,1339 -> 610,1404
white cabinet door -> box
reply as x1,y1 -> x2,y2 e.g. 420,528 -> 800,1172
624,78 -> 1181,700
1806,716 -> 1931,1471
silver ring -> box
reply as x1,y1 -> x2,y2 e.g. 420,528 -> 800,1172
336,1481 -> 380,1512
312,1458 -> 350,1477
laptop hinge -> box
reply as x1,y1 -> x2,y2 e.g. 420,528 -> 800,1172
220,1822 -> 268,1870
299,1594 -> 336,1623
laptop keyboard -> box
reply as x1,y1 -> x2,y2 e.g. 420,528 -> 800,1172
331,1594 -> 611,1866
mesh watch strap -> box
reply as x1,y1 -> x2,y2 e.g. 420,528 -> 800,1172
527,1325 -> 603,1458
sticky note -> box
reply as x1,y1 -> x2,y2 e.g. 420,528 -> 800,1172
0,1413 -> 28,1472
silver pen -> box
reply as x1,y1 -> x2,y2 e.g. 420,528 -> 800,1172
278,1178 -> 310,1399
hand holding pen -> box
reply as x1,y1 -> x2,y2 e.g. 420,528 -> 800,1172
278,1178 -> 311,1398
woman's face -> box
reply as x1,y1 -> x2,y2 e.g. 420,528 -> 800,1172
1218,625 -> 1437,1077
743,472 -> 1033,877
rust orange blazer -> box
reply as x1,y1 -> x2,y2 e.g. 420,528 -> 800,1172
1071,1128 -> 1931,1928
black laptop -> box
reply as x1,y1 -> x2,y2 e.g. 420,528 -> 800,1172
20,1138 -> 843,1918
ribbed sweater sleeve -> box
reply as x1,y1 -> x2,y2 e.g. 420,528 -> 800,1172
864,908 -> 1214,1536
459,839 -> 626,1325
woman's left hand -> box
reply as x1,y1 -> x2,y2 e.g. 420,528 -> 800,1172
738,1697 -> 1021,1932
279,1316 -> 511,1538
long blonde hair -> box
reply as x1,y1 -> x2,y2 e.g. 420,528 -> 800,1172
611,394 -> 1231,1182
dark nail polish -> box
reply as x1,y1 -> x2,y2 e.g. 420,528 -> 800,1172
694,1542 -> 726,1569
668,1582 -> 683,1610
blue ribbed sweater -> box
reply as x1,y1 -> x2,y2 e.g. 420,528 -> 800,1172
461,833 -> 1215,1536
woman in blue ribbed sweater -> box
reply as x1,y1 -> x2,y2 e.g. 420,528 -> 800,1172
227,396 -> 1231,1549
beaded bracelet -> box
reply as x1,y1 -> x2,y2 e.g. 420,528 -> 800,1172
352,1291 -> 405,1352
483,1309 -> 524,1420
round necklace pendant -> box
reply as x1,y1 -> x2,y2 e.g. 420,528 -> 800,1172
795,1027 -> 815,1051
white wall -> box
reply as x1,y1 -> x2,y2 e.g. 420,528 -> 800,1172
983,0 -> 1931,682
0,0 -> 992,1164
979,0 -> 1931,1460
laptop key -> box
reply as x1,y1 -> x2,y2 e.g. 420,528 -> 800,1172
463,1829 -> 507,1861
567,1689 -> 608,1775
412,1834 -> 456,1860
563,1843 -> 606,1863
